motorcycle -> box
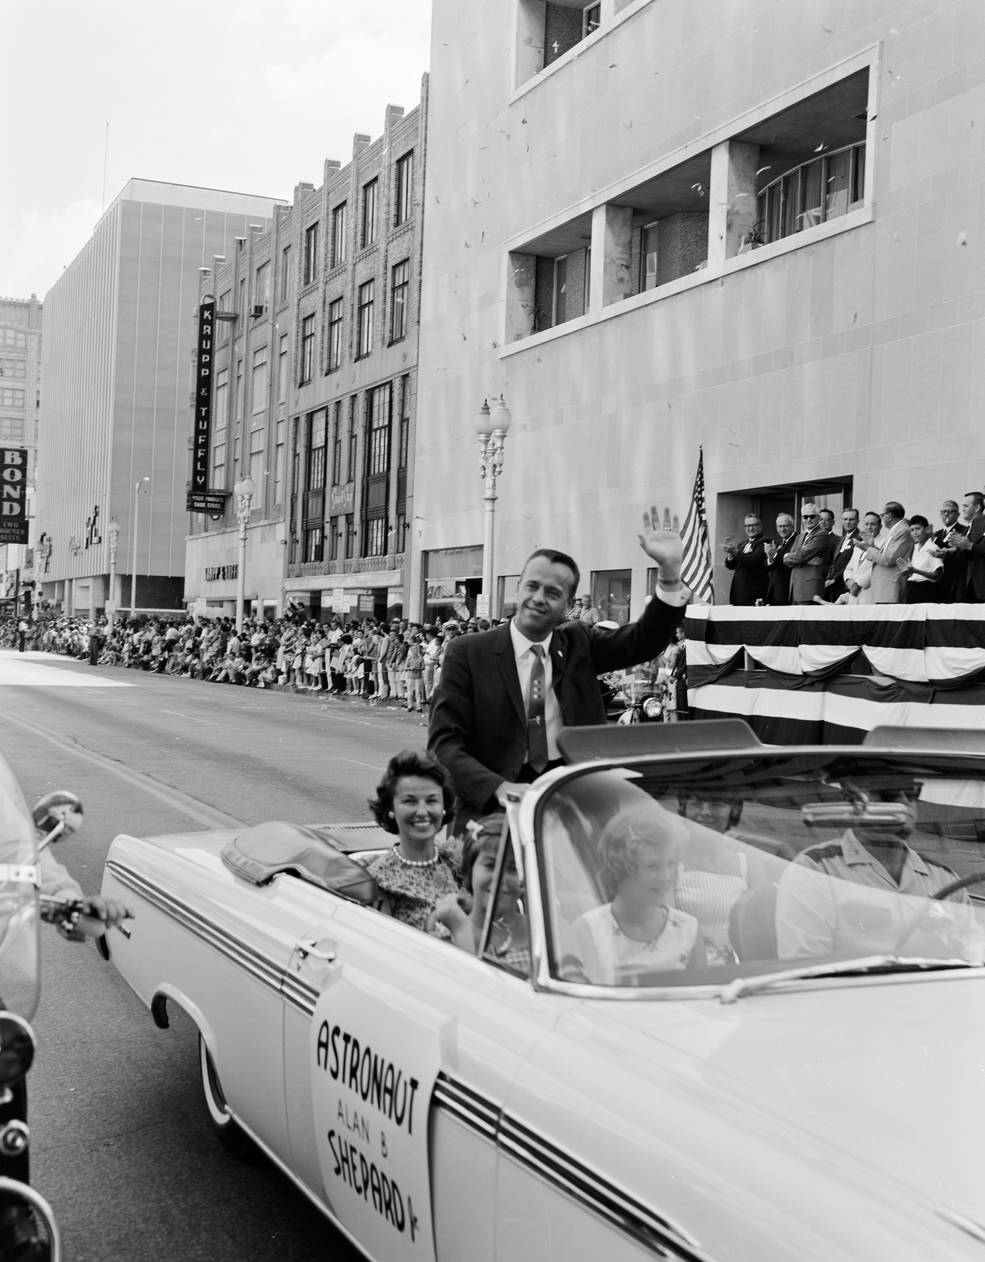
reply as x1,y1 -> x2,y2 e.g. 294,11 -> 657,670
604,669 -> 675,725
0,783 -> 113,1262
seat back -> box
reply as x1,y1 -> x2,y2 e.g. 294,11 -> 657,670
729,882 -> 779,961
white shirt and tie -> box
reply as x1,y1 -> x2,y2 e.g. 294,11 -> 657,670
509,583 -> 690,765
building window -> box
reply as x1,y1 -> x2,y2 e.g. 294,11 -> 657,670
363,517 -> 388,558
331,203 -> 347,268
303,222 -> 319,286
331,400 -> 343,486
344,513 -> 355,559
394,152 -> 414,226
0,389 -> 25,408
300,314 -> 315,384
277,334 -> 289,402
389,260 -> 409,343
347,397 -> 358,481
553,256 -> 567,325
254,261 -> 271,311
329,518 -> 340,561
0,360 -> 25,379
758,141 -> 866,245
0,330 -> 26,349
398,376 -> 410,469
304,525 -> 324,563
327,297 -> 344,371
356,280 -> 374,358
361,179 -> 378,248
212,441 -> 226,491
591,569 -> 632,625
366,384 -> 391,476
306,409 -> 327,491
583,2 -> 601,36
273,418 -> 286,507
214,367 -> 229,431
251,345 -> 268,417
640,223 -> 659,292
279,246 -> 292,301
0,419 -> 23,441
249,427 -> 264,495
235,358 -> 244,421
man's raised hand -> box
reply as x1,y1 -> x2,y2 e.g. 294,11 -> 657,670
638,505 -> 683,582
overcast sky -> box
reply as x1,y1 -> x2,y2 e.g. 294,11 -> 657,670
3,0 -> 432,300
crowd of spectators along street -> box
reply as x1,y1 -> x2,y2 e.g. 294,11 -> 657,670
722,491 -> 985,607
2,596 -> 654,711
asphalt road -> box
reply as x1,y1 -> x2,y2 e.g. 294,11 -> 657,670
0,648 -> 430,1262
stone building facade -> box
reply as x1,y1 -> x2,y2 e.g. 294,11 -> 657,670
412,0 -> 985,620
35,179 -> 282,617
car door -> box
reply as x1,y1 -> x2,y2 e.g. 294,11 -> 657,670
287,899 -> 567,1262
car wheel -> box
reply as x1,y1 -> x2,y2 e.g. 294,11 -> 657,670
199,1035 -> 253,1158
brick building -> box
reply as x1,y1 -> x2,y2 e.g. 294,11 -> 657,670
185,81 -> 428,621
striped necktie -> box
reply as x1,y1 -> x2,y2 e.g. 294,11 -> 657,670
526,644 -> 549,774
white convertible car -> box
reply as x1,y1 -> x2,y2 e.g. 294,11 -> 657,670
102,721 -> 985,1262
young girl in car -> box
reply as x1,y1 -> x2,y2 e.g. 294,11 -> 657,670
432,814 -> 530,974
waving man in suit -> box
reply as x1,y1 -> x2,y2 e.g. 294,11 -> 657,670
428,510 -> 689,824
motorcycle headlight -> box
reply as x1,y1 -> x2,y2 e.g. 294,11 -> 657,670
642,696 -> 663,720
0,1014 -> 34,1086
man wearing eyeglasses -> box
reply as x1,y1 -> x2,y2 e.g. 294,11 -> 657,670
782,502 -> 837,604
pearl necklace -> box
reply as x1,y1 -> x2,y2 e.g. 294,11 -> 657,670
392,843 -> 439,868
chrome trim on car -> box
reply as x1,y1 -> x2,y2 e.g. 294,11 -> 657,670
434,1072 -> 709,1261
105,858 -> 287,997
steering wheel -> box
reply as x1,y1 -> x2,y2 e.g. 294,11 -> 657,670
893,871 -> 984,955
931,872 -> 985,901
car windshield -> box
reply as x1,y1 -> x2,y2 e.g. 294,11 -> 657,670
536,748 -> 985,991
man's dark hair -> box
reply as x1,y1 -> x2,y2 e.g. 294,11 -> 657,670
521,549 -> 580,596
883,501 -> 906,522
965,491 -> 985,511
909,514 -> 930,529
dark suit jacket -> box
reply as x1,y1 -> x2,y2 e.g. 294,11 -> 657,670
826,531 -> 859,599
725,536 -> 769,605
428,596 -> 686,816
960,515 -> 985,601
783,528 -> 837,602
932,522 -> 968,601
765,536 -> 795,605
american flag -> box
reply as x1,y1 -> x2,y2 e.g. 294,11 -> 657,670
680,448 -> 715,604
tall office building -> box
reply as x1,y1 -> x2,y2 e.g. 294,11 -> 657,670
413,0 -> 985,620
35,179 -> 283,616
0,295 -> 42,613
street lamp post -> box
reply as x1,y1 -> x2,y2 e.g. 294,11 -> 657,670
106,516 -> 120,629
474,394 -> 512,620
130,477 -> 150,618
234,475 -> 255,631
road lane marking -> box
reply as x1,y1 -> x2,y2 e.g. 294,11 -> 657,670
161,709 -> 220,726
0,707 -> 244,830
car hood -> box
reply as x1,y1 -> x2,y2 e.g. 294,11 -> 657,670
588,971 -> 985,1226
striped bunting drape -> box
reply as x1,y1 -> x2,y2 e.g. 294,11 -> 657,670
685,604 -> 985,744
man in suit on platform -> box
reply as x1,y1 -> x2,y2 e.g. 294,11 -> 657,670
825,507 -> 861,601
723,514 -> 770,605
947,491 -> 985,600
428,511 -> 689,823
863,501 -> 913,603
929,499 -> 969,602
764,513 -> 796,605
782,503 -> 837,604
